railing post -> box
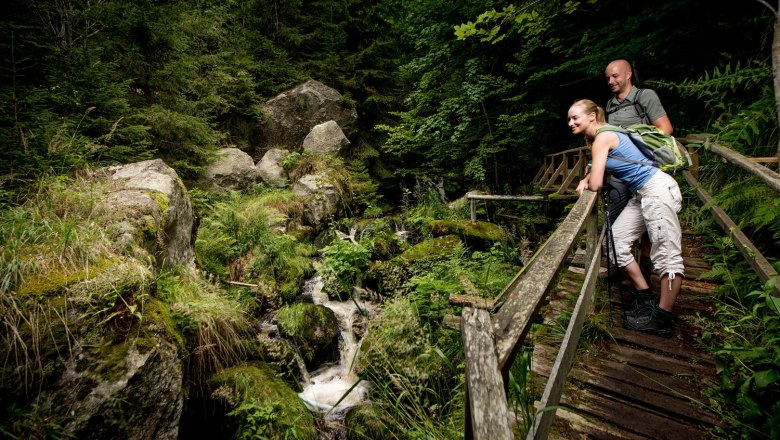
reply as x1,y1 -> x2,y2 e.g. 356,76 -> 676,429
470,198 -> 477,224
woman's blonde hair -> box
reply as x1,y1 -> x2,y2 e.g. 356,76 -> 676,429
570,99 -> 606,123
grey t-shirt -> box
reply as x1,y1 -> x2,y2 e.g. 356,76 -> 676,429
605,86 -> 667,127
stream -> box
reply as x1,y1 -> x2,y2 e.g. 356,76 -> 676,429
297,275 -> 373,425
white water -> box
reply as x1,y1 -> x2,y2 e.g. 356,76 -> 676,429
298,276 -> 372,420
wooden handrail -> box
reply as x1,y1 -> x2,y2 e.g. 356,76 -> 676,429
683,170 -> 780,297
687,135 -> 780,192
460,190 -> 599,439
492,190 -> 598,372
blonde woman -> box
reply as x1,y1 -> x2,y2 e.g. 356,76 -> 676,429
568,99 -> 683,337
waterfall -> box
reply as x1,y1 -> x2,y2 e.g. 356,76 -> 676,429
298,276 -> 372,420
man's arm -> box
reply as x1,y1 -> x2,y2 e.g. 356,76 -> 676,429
651,115 -> 673,135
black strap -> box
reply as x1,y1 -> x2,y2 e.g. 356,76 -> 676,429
606,88 -> 650,124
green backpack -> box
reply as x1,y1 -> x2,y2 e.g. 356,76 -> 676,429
596,124 -> 692,173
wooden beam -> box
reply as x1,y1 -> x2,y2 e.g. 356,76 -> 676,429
466,195 -> 547,201
706,141 -> 780,192
449,294 -> 493,309
527,225 -> 603,439
492,191 -> 598,372
683,171 -> 780,296
462,307 -> 513,440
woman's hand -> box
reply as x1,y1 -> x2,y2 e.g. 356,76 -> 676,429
576,178 -> 589,196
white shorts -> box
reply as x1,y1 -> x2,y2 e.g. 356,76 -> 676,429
609,171 -> 685,278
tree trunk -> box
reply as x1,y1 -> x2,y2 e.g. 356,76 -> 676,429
773,12 -> 780,160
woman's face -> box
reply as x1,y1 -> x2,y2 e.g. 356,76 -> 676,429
567,105 -> 594,135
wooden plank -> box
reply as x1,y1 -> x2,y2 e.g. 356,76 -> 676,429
527,223 -> 602,440
449,294 -> 493,309
543,159 -> 566,189
493,190 -> 598,372
443,314 -> 461,331
466,195 -> 547,201
707,142 -> 780,192
683,171 -> 780,296
558,387 -> 709,439
749,157 -> 779,164
606,341 -> 714,372
556,154 -> 586,194
461,307 -> 513,440
531,346 -> 720,427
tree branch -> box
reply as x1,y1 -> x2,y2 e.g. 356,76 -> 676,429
754,0 -> 779,17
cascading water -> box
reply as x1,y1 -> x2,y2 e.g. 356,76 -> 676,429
297,275 -> 372,421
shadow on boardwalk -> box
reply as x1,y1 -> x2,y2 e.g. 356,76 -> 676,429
531,231 -> 724,439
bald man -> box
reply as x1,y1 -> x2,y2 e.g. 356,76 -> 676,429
602,59 -> 675,307
605,59 -> 673,134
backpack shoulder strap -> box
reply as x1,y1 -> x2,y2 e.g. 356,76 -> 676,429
632,88 -> 650,124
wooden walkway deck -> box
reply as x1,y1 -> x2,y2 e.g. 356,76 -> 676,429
531,231 -> 724,439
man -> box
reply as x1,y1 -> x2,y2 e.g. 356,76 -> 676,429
603,59 -> 675,325
605,59 -> 673,134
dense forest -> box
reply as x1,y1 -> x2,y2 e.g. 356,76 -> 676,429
2,0 -> 779,439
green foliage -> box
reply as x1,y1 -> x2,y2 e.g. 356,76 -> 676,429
320,240 -> 372,300
194,189 -> 315,303
209,365 -> 317,440
156,268 -> 247,386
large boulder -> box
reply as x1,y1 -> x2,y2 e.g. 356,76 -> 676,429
293,173 -> 341,228
302,120 -> 350,156
256,80 -> 357,156
102,159 -> 196,271
201,148 -> 259,191
256,148 -> 290,188
35,300 -> 183,440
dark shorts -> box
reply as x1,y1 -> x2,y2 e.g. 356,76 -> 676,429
601,178 -> 632,225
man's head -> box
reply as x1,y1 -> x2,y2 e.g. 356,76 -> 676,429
605,59 -> 633,97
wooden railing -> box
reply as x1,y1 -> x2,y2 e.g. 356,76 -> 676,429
454,137 -> 779,440
681,136 -> 780,296
533,147 -> 588,194
454,190 -> 600,439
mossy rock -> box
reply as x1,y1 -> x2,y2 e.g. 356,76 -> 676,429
247,337 -> 304,392
395,234 -> 461,265
275,302 -> 338,368
428,219 -> 509,250
364,260 -> 408,296
208,364 -> 317,440
344,403 -> 392,439
356,298 -> 447,395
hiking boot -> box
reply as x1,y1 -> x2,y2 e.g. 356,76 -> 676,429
639,255 -> 653,287
624,304 -> 673,338
621,287 -> 657,318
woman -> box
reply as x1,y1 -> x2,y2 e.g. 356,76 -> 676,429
568,99 -> 683,337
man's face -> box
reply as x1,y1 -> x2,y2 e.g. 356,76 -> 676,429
605,63 -> 631,95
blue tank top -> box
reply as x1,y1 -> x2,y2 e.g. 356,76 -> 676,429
604,129 -> 657,193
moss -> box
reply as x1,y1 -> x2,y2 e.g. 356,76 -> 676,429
18,256 -> 119,297
345,404 -> 391,440
143,299 -> 187,357
428,219 -> 509,246
395,234 -> 461,265
208,364 -> 317,440
276,303 -> 338,365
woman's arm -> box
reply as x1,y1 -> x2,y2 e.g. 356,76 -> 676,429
576,132 -> 615,195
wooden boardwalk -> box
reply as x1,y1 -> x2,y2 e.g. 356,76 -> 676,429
531,231 -> 724,439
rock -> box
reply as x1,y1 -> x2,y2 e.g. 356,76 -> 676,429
292,173 -> 341,228
35,300 -> 183,440
102,159 -> 196,272
257,80 -> 357,156
256,148 -> 290,188
201,148 -> 259,191
428,219 -> 509,250
275,302 -> 339,369
208,364 -> 317,440
302,120 -> 350,156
